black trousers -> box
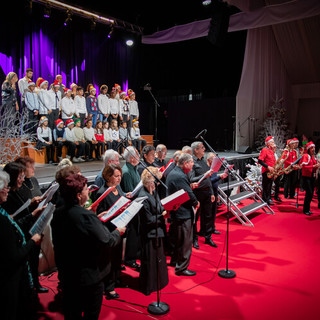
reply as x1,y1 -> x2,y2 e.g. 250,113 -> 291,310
55,140 -> 68,158
63,281 -> 104,320
302,176 -> 315,213
274,176 -> 281,198
27,109 -> 38,134
132,139 -> 147,153
171,218 -> 193,273
262,172 -> 273,202
193,189 -> 213,239
284,170 -> 297,198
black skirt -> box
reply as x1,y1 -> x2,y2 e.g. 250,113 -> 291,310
139,237 -> 169,296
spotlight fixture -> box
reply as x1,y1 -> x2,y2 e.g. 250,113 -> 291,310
107,26 -> 114,38
64,10 -> 72,26
43,5 -> 51,18
202,0 -> 212,6
126,40 -> 134,47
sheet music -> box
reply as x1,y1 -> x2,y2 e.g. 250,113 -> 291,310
111,201 -> 143,228
38,183 -> 59,209
128,181 -> 143,198
29,202 -> 55,236
99,196 -> 131,222
210,157 -> 225,173
12,199 -> 31,218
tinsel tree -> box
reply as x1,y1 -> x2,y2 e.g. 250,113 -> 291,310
0,106 -> 36,165
245,158 -> 262,196
255,95 -> 292,155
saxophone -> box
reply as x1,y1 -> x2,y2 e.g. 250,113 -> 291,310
267,147 -> 289,179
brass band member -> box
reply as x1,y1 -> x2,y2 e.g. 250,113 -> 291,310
299,141 -> 320,215
258,136 -> 276,205
283,138 -> 299,199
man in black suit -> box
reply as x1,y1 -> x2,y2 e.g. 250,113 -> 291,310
189,141 -> 217,249
166,153 -> 199,276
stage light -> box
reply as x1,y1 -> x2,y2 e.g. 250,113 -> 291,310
126,40 -> 134,47
107,26 -> 114,38
43,6 -> 51,18
64,10 -> 72,26
202,0 -> 212,6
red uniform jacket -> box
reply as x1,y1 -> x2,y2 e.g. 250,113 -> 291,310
283,149 -> 299,169
258,147 -> 276,174
300,154 -> 317,177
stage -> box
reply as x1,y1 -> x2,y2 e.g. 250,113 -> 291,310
35,150 -> 259,189
37,190 -> 320,320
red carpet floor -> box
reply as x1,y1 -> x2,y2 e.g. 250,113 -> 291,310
38,191 -> 320,320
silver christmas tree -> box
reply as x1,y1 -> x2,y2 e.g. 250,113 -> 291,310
255,95 -> 292,156
0,106 -> 36,165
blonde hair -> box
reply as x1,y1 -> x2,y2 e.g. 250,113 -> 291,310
141,166 -> 162,187
6,72 -> 17,85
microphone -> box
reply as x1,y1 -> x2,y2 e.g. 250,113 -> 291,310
195,129 -> 207,140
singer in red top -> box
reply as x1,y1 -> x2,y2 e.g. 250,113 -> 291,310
258,136 -> 276,205
299,141 -> 320,215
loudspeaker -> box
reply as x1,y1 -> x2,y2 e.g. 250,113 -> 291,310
207,1 -> 230,47
237,146 -> 252,154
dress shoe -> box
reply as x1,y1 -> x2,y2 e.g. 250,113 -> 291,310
120,265 -> 126,271
36,286 -> 49,293
212,230 -> 221,235
175,269 -> 196,276
125,262 -> 140,270
274,197 -> 282,202
303,211 -> 312,216
205,238 -> 218,248
105,291 -> 120,300
267,200 -> 274,205
193,239 -> 199,250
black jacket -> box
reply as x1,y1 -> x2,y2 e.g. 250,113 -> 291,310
138,187 -> 166,239
51,204 -> 121,287
166,166 -> 198,220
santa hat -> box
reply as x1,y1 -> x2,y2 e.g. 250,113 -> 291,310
55,119 -> 64,129
74,118 -> 81,126
53,80 -> 60,87
306,141 -> 315,150
70,83 -> 78,89
39,79 -> 48,88
89,86 -> 96,92
292,138 -> 299,143
64,88 -> 72,93
286,139 -> 292,146
27,79 -> 35,87
288,139 -> 297,145
129,91 -> 135,97
119,91 -> 126,97
65,119 -> 74,127
132,119 -> 139,125
114,83 -> 121,89
265,136 -> 274,144
39,116 -> 48,126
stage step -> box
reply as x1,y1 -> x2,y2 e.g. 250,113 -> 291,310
229,191 -> 256,202
240,202 -> 268,216
219,180 -> 246,191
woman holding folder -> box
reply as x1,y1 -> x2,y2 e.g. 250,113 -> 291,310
138,167 -> 169,295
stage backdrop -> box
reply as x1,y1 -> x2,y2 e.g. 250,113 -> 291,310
0,5 -> 140,100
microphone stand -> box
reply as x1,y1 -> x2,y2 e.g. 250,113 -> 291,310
119,141 -> 170,315
144,84 -> 160,145
196,130 -> 236,279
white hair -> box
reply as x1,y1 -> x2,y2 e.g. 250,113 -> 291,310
156,144 -> 167,152
122,146 -> 138,162
0,170 -> 10,191
191,141 -> 203,154
103,149 -> 120,164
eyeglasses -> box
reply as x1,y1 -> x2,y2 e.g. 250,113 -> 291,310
18,174 -> 25,180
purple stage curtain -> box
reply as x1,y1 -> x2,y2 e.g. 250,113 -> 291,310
142,0 -> 320,44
